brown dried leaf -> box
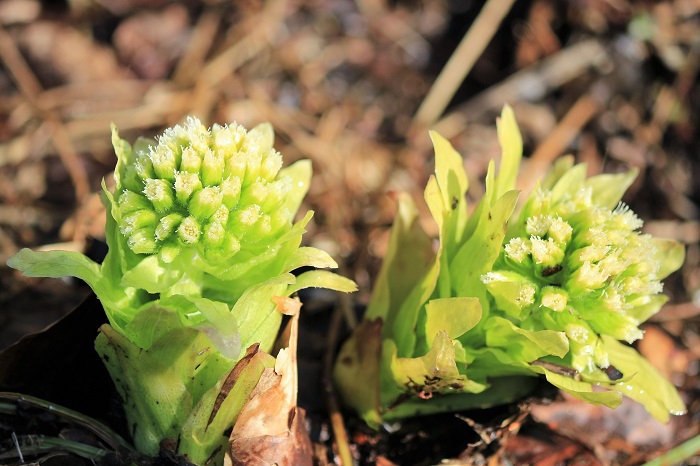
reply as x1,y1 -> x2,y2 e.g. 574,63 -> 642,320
225,298 -> 313,466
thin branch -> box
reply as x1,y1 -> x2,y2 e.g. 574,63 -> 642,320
412,0 -> 516,129
516,93 -> 601,193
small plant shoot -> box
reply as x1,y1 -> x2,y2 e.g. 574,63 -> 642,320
333,106 -> 685,427
8,118 -> 356,465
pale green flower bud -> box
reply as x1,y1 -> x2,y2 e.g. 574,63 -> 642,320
220,176 -> 242,209
260,178 -> 291,213
224,152 -> 247,181
203,221 -> 226,247
174,171 -> 203,206
524,188 -> 551,218
128,228 -> 158,254
548,217 -> 573,244
526,215 -> 551,237
201,149 -> 224,187
504,237 -> 531,264
212,123 -> 244,159
568,244 -> 610,270
482,271 -> 537,318
212,205 -> 229,225
567,261 -> 609,292
177,216 -> 201,244
180,147 -> 202,174
155,213 -> 183,241
134,152 -> 155,180
122,209 -> 158,233
120,164 -> 145,194
611,203 -> 643,230
540,286 -> 568,312
245,214 -> 272,243
586,310 -> 644,344
188,186 -> 223,221
593,339 -> 610,370
143,179 -> 175,213
530,236 -> 565,269
238,180 -> 268,207
150,145 -> 178,181
229,204 -> 261,237
118,190 -> 151,214
260,151 -> 283,181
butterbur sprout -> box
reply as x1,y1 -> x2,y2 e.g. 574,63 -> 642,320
113,118 -> 295,269
489,159 -> 673,372
8,118 -> 356,465
333,106 -> 685,428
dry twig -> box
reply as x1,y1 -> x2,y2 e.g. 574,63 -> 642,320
412,0 -> 516,129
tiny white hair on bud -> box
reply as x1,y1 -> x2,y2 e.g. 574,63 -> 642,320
178,216 -> 201,244
566,325 -> 590,344
612,202 -> 644,230
541,287 -> 568,312
238,204 -> 261,227
576,261 -> 609,290
505,238 -> 530,263
213,205 -> 229,225
517,285 -> 536,307
548,217 -> 573,244
579,244 -> 610,263
526,215 -> 551,237
530,236 -> 558,265
481,271 -> 505,284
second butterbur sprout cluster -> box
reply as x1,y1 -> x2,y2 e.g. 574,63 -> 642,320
333,106 -> 685,427
486,161 -> 668,374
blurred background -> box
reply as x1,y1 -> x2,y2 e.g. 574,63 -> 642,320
0,0 -> 698,463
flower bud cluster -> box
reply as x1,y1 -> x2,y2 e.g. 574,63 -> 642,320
114,117 -> 292,264
484,168 -> 664,373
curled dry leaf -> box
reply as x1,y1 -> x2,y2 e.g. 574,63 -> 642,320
225,296 -> 313,466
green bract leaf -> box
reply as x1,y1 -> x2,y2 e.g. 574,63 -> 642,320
495,105 -> 522,198
382,376 -> 537,422
550,162 -> 587,203
534,366 -> 623,408
450,190 -> 519,298
600,335 -> 686,422
124,305 -> 182,350
367,193 -> 435,324
333,319 -> 384,428
178,344 -> 275,466
283,246 -> 338,273
120,254 -> 184,294
277,159 -> 312,215
424,297 -> 481,342
7,248 -> 102,289
96,325 -> 201,455
389,331 -> 486,397
485,316 -> 569,361
429,131 -> 469,253
586,169 -> 638,209
287,270 -> 358,296
652,237 -> 685,280
540,156 -> 574,190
